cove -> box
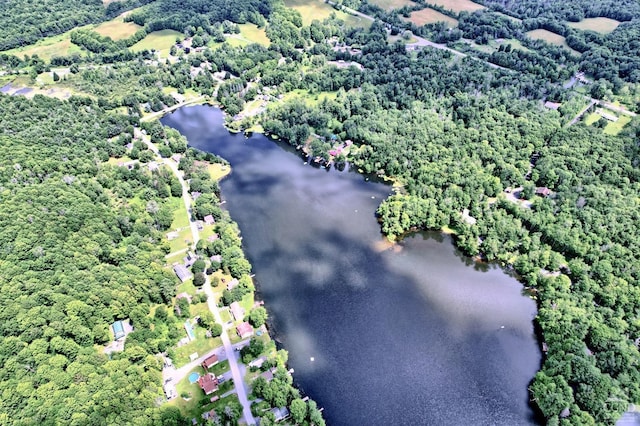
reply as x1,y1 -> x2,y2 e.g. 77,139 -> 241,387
162,105 -> 542,426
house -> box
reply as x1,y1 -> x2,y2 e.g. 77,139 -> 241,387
202,354 -> 219,370
207,234 -> 219,242
226,278 -> 239,291
148,161 -> 159,172
229,302 -> 245,321
535,187 -> 551,197
260,368 -> 274,382
203,214 -> 215,225
171,154 -> 181,163
112,320 -> 126,340
270,407 -> 290,422
191,191 -> 202,200
210,254 -> 222,264
173,264 -> 193,283
166,231 -> 179,240
236,322 -> 254,339
198,373 -> 219,395
544,101 -> 561,110
249,356 -> 267,369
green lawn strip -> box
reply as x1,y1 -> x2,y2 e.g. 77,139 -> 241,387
170,366 -> 207,417
603,115 -> 631,135
168,196 -> 190,229
169,227 -> 193,253
584,112 -> 601,126
176,279 -> 197,297
173,328 -> 223,367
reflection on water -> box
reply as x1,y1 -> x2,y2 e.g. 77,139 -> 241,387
162,106 -> 542,426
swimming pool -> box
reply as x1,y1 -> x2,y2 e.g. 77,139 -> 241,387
188,372 -> 200,384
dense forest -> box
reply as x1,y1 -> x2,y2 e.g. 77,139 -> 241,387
260,18 -> 640,426
0,95 -> 189,424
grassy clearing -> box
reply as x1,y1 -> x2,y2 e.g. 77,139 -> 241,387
3,28 -> 87,62
404,7 -> 458,27
173,327 -> 222,367
238,24 -> 270,46
130,30 -> 182,57
429,0 -> 485,13
208,163 -> 230,181
526,29 -> 579,54
106,155 -> 133,166
94,19 -> 142,40
284,0 -> 368,28
176,279 -> 197,298
169,227 -> 194,254
168,197 -> 190,230
604,115 -> 631,135
567,17 -> 621,34
368,0 -> 415,11
584,112 -> 600,126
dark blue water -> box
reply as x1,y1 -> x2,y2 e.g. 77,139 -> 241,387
162,105 -> 542,426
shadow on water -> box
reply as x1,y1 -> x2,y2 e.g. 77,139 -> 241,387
162,105 -> 543,426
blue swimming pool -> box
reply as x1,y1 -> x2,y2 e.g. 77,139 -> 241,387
188,372 -> 200,384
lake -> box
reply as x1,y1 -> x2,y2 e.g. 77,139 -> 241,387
162,105 -> 542,426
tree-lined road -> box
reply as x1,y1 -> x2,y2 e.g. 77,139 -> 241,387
140,131 -> 256,425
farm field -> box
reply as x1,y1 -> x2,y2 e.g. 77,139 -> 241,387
429,0 -> 485,13
130,30 -> 182,57
567,17 -> 621,34
526,29 -> 579,55
284,0 -> 369,27
405,7 -> 458,27
94,19 -> 142,40
368,0 -> 415,11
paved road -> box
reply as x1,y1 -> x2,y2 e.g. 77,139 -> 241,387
567,99 -> 597,126
140,131 -> 257,425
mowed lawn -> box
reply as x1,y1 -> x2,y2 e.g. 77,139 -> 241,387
368,0 -> 415,11
429,0 -> 485,13
404,7 -> 458,27
130,30 -> 182,57
225,24 -> 270,48
567,17 -> 621,34
526,29 -> 579,54
94,19 -> 142,40
284,0 -> 369,28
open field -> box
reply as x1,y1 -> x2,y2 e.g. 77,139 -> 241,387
368,0 -> 415,11
238,24 -> 270,46
94,19 -> 142,40
567,17 -> 621,34
3,28 -> 87,61
404,7 -> 458,27
429,0 -> 485,13
284,0 -> 369,28
604,115 -> 631,135
526,29 -> 579,54
130,30 -> 182,57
